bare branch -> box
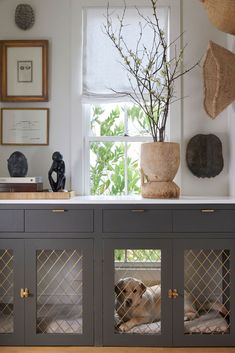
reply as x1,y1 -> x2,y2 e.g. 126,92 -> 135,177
103,0 -> 199,142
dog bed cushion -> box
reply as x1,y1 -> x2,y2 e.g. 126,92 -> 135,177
126,312 -> 228,334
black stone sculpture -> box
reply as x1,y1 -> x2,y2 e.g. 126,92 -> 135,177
48,151 -> 66,191
186,134 -> 224,178
8,151 -> 28,177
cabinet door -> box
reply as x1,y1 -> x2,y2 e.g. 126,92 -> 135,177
103,238 -> 172,346
24,238 -> 93,345
0,239 -> 24,345
173,239 -> 235,346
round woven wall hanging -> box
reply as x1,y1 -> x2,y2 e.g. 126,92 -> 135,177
186,134 -> 224,178
200,0 -> 235,35
15,4 -> 35,30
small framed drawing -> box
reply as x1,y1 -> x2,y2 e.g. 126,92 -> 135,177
0,40 -> 48,101
1,108 -> 49,145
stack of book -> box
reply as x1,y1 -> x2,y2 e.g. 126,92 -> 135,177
0,177 -> 43,192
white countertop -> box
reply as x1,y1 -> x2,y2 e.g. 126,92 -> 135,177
0,195 -> 235,204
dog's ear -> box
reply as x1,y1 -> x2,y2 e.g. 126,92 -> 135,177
139,281 -> 147,294
115,279 -> 124,294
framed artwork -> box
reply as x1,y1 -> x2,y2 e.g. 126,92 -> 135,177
0,40 -> 48,101
1,108 -> 49,145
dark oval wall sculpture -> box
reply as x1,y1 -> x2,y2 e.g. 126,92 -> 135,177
186,134 -> 224,178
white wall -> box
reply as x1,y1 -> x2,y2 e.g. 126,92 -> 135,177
0,0 -> 71,190
0,0 -> 230,196
227,35 -> 235,197
181,0 -> 229,196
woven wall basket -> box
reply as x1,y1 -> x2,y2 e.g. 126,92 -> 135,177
200,0 -> 235,35
203,41 -> 235,119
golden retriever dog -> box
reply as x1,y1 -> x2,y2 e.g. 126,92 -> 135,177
115,277 -> 227,332
115,277 -> 162,332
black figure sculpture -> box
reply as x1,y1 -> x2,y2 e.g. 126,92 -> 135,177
48,151 -> 66,191
8,151 -> 28,177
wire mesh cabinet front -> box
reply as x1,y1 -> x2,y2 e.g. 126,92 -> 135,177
0,239 -> 24,345
103,238 -> 172,346
172,238 -> 235,346
24,238 -> 94,345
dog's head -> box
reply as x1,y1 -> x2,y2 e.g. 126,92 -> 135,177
115,277 -> 146,308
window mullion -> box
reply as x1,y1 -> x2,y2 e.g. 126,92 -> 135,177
124,141 -> 128,195
87,136 -> 152,142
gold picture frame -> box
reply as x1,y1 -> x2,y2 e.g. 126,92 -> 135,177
1,108 -> 49,145
0,40 -> 48,101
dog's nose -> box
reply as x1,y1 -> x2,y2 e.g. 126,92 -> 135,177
125,298 -> 132,307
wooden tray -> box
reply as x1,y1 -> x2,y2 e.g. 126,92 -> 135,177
0,190 -> 76,200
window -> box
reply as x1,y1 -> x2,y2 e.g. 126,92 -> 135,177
85,102 -> 154,195
114,249 -> 161,287
115,249 -> 161,266
82,3 -> 177,195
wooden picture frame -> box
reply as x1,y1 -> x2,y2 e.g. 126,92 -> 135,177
0,40 -> 48,101
1,108 -> 49,145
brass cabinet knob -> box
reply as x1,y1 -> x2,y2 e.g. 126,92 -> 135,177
20,288 -> 30,299
168,289 -> 179,299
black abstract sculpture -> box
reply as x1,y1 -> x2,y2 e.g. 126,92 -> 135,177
48,151 -> 66,191
8,151 -> 28,177
186,134 -> 224,178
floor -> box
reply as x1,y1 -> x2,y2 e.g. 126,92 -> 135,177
0,348 -> 235,353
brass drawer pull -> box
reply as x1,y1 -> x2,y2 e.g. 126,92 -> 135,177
131,209 -> 145,213
52,209 -> 66,213
201,209 -> 215,213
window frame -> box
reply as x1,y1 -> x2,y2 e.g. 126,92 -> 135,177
70,0 -> 181,195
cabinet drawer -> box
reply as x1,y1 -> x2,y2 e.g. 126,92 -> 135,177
25,209 -> 93,232
173,209 -> 235,232
0,210 -> 24,232
103,209 -> 172,233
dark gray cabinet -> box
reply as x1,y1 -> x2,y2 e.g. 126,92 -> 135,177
0,239 -> 24,345
172,238 -> 235,346
0,204 -> 235,347
102,209 -> 172,233
103,238 -> 173,346
0,237 -> 93,346
102,236 -> 235,347
25,209 -> 94,233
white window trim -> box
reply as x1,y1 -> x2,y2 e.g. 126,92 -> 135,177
70,0 -> 181,195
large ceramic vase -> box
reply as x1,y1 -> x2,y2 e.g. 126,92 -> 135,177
140,142 -> 180,199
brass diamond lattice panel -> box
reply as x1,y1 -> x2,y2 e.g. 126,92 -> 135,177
36,249 -> 83,334
0,249 -> 14,334
184,249 -> 230,335
114,249 -> 161,335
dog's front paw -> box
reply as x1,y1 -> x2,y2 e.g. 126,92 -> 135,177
118,322 -> 130,332
184,311 -> 198,321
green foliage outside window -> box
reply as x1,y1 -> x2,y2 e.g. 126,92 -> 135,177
115,249 -> 161,263
90,105 -> 148,195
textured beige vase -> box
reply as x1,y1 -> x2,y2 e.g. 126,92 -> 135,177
140,142 -> 180,199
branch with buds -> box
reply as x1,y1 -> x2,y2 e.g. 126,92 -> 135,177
104,0 -> 200,142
